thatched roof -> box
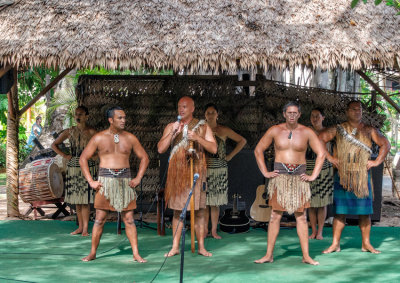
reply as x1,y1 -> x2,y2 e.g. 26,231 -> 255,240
0,0 -> 399,71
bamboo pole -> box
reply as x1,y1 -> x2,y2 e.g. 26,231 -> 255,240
189,141 -> 195,253
6,68 -> 20,217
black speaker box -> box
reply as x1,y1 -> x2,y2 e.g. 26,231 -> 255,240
0,68 -> 14,94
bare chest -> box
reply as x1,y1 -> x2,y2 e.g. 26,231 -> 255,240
274,131 -> 308,152
98,136 -> 132,155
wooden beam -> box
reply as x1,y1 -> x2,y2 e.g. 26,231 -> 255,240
0,65 -> 11,79
357,70 -> 400,114
19,68 -> 73,116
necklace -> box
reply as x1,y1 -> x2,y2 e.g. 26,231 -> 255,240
287,125 -> 298,140
110,130 -> 120,144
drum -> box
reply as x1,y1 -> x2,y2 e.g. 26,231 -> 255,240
19,158 -> 64,203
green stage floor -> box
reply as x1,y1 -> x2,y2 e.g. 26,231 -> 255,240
0,221 -> 399,283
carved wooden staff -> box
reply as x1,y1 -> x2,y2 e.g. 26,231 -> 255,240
189,140 -> 195,253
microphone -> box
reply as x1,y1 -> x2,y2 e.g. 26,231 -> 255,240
193,173 -> 199,183
171,115 -> 182,138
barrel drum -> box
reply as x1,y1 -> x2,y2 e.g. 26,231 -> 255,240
19,158 -> 64,203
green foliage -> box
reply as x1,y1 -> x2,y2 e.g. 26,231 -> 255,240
75,67 -> 173,84
0,173 -> 5,186
46,86 -> 77,128
0,143 -> 5,168
351,0 -> 400,14
18,67 -> 60,108
0,125 -> 28,167
0,66 -> 59,138
359,72 -> 400,155
0,94 -> 8,126
18,138 -> 31,163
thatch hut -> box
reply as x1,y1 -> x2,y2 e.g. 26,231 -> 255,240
0,0 -> 399,217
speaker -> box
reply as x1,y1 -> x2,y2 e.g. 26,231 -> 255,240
0,68 -> 14,94
225,149 -> 264,214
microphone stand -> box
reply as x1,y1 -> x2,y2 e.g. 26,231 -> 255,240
179,174 -> 199,283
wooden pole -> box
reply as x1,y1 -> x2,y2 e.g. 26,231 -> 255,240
357,70 -> 400,114
189,141 -> 195,253
6,68 -> 20,217
19,68 -> 73,116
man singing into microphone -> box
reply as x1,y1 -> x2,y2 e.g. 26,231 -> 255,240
158,96 -> 217,257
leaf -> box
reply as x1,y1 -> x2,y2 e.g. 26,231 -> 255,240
351,0 -> 360,8
362,0 -> 368,3
375,0 -> 383,5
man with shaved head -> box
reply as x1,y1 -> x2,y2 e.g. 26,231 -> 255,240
158,96 -> 217,257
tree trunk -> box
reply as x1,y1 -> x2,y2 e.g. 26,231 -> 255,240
6,68 -> 19,217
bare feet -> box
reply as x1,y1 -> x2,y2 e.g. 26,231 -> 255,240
82,232 -> 90,237
322,245 -> 341,254
211,231 -> 221,239
198,248 -> 212,257
82,253 -> 96,262
302,257 -> 319,265
361,244 -> 381,254
309,232 -> 317,239
70,228 -> 83,235
133,254 -> 147,263
254,255 -> 274,264
164,248 -> 180,257
316,234 -> 323,240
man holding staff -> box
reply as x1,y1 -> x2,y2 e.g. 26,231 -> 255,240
158,96 -> 217,257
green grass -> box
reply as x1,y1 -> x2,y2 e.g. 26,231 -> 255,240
0,173 -> 5,186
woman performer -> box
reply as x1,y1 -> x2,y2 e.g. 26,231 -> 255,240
52,106 -> 97,236
306,108 -> 334,239
204,103 -> 246,239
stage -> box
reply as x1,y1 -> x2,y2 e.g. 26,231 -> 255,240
0,221 -> 399,283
